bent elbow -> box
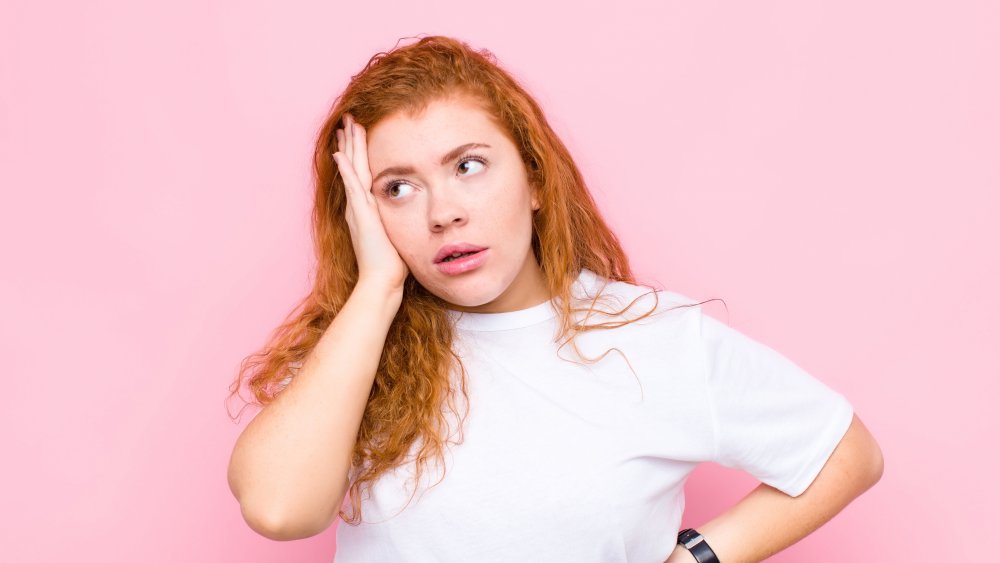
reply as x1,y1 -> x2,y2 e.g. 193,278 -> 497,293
240,501 -> 329,541
869,441 -> 885,484
240,503 -> 288,540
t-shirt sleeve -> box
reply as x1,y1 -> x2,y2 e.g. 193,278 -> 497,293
698,308 -> 854,497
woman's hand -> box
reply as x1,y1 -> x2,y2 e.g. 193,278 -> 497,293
333,113 -> 410,295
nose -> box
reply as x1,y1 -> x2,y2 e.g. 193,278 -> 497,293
427,188 -> 468,232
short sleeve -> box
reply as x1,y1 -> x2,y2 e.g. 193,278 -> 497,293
699,309 -> 854,497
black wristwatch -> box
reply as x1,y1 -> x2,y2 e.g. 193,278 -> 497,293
677,528 -> 720,563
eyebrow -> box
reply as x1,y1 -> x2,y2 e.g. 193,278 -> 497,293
372,143 -> 491,185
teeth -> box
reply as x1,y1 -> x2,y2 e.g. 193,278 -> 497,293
442,250 -> 475,263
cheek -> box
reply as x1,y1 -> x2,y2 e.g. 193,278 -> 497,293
375,207 -> 421,256
377,209 -> 405,242
506,187 -> 536,230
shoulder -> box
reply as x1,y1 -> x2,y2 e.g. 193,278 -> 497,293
575,268 -> 705,328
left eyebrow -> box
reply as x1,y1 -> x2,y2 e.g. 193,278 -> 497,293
372,143 -> 491,185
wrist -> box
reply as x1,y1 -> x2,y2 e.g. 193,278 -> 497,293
665,543 -> 699,562
354,279 -> 404,304
676,528 -> 721,563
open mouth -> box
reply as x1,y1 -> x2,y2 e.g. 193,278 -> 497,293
439,250 -> 482,263
435,248 -> 490,275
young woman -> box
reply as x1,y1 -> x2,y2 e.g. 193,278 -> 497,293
227,35 -> 884,563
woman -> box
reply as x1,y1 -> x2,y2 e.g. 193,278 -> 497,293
227,35 -> 884,562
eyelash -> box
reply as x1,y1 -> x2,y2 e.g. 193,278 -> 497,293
380,152 -> 490,198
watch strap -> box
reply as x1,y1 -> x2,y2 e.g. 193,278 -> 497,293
677,528 -> 720,563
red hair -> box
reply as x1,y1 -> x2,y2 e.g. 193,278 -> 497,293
226,35 -> 692,525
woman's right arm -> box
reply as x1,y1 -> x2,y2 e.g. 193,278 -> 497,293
228,112 -> 410,540
227,281 -> 401,540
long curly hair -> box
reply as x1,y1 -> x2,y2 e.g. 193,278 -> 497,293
226,34 -> 693,526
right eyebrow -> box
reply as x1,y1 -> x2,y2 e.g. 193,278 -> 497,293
372,142 -> 491,185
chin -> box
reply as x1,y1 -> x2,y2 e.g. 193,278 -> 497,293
422,272 -> 508,309
440,286 -> 501,308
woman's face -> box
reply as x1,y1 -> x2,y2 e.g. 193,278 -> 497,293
365,94 -> 547,313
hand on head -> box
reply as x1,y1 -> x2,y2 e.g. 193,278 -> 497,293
333,113 -> 410,294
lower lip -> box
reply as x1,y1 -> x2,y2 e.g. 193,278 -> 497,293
435,248 -> 490,275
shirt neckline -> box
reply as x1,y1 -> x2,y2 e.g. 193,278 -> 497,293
445,268 -> 597,332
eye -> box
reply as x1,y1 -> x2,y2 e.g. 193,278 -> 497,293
381,180 -> 414,200
379,153 -> 489,201
457,154 -> 487,176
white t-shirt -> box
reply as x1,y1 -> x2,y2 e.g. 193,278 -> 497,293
332,268 -> 854,562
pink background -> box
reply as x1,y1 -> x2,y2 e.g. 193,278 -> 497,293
2,0 -> 996,561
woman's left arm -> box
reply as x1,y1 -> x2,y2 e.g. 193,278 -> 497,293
665,413 -> 884,563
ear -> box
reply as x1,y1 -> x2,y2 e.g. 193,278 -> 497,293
530,186 -> 541,211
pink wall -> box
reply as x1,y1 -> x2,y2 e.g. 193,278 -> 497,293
2,0 -> 996,561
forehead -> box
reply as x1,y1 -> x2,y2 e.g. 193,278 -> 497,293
366,96 -> 507,167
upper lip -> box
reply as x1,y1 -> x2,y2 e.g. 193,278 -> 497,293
434,242 -> 488,264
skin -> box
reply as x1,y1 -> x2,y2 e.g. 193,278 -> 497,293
340,100 -> 884,562
363,94 -> 549,314
664,413 -> 883,562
